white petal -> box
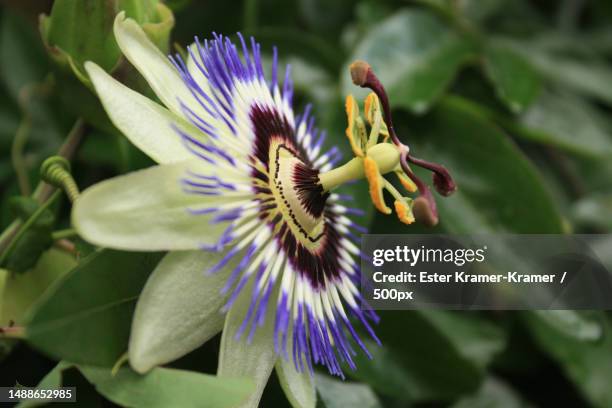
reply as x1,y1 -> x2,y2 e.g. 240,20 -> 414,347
276,357 -> 316,408
217,280 -> 278,407
85,61 -> 194,164
72,161 -> 228,251
113,12 -> 192,115
129,251 -> 231,373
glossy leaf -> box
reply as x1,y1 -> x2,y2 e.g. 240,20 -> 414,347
483,44 -> 540,113
572,194 -> 612,230
419,310 -> 506,369
2,197 -> 55,273
451,377 -> 529,408
79,365 -> 254,408
315,374 -> 382,408
377,96 -> 564,234
41,0 -> 123,80
1,249 -> 75,325
16,361 -> 72,408
0,10 -> 50,98
350,311 -> 504,402
40,0 -> 168,81
528,310 -> 604,343
346,339 -> 414,402
342,9 -> 474,114
520,91 -> 612,158
518,46 -> 612,106
26,250 -> 163,366
525,316 -> 612,407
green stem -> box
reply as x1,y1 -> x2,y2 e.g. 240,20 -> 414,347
51,228 -> 77,240
11,115 -> 32,196
0,190 -> 61,267
111,352 -> 129,376
11,79 -> 55,197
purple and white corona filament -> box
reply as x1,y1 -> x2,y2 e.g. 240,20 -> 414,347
170,34 -> 379,377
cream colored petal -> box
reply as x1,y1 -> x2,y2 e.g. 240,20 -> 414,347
129,250 -> 231,373
113,12 -> 192,115
85,61 -> 193,164
276,357 -> 316,408
72,161 -> 229,251
217,280 -> 278,407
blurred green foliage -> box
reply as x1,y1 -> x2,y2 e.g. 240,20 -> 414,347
1,0 -> 612,407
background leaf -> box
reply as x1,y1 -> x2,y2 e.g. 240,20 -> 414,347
78,365 -> 254,408
342,9 -> 475,114
26,250 -> 162,366
350,311 -> 505,402
316,374 -> 382,408
525,316 -> 612,407
1,249 -> 75,325
377,96 -> 565,234
483,43 -> 541,113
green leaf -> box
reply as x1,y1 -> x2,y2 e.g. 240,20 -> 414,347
350,311 -> 504,402
248,27 -> 343,74
451,377 -> 531,408
419,310 -> 506,369
525,316 -> 612,407
520,91 -> 612,158
345,339 -> 415,402
42,0 -> 122,81
79,365 -> 254,408
518,46 -> 612,107
40,0 -> 170,82
16,361 -> 72,408
315,374 -> 382,408
298,0 -> 352,33
26,250 -> 163,366
2,197 -> 55,273
381,96 -> 564,234
0,10 -> 50,98
591,235 -> 612,271
1,249 -> 75,325
342,9 -> 475,114
528,310 -> 604,343
120,0 -> 161,23
483,44 -> 541,113
458,0 -> 506,22
572,194 -> 612,230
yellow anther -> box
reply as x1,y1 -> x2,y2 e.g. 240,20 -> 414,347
394,199 -> 415,225
364,93 -> 376,124
363,92 -> 389,140
364,156 -> 391,214
345,95 -> 364,157
395,170 -> 418,193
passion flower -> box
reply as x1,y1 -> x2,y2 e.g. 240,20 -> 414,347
73,12 -> 454,407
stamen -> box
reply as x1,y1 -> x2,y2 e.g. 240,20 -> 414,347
349,60 -> 457,225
